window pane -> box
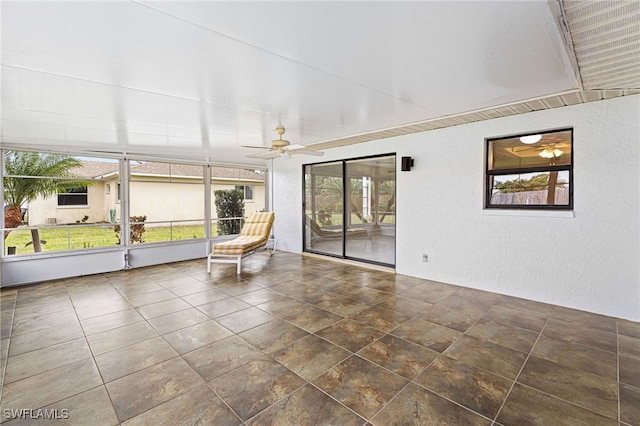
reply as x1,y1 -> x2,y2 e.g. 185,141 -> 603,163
489,129 -> 572,170
489,171 -> 570,206
58,186 -> 88,206
57,193 -> 88,206
234,185 -> 253,200
345,155 -> 396,265
304,162 -> 343,257
378,179 -> 396,225
5,224 -> 119,255
2,151 -> 122,255
211,168 -> 265,229
304,155 -> 396,267
129,160 -> 205,243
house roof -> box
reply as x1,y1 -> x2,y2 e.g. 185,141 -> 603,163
73,161 -> 264,182
72,161 -> 119,179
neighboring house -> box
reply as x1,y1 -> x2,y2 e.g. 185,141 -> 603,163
27,161 -> 265,226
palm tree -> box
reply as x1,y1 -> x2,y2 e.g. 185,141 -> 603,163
3,151 -> 88,247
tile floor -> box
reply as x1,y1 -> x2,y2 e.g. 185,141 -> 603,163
0,252 -> 638,425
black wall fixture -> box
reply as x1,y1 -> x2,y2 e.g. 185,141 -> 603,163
401,156 -> 414,171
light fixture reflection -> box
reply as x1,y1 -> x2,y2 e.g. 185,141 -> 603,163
520,134 -> 542,144
539,147 -> 563,158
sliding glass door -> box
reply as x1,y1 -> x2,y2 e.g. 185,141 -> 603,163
303,154 -> 396,267
304,161 -> 343,257
345,156 -> 396,265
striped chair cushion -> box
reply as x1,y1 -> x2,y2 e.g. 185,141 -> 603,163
211,235 -> 268,255
240,212 -> 274,237
211,212 -> 274,255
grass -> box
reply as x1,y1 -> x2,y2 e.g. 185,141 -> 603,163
5,223 -> 211,255
4,214 -> 395,255
305,212 -> 396,225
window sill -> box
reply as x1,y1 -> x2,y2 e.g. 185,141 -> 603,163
57,205 -> 89,209
482,209 -> 574,218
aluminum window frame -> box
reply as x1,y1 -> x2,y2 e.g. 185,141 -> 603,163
484,128 -> 574,211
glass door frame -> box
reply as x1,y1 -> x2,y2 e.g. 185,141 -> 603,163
302,153 -> 396,268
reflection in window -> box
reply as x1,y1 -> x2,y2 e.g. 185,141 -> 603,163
58,186 -> 88,206
304,155 -> 396,267
486,128 -> 573,209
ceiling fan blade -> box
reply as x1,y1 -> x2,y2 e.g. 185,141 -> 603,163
241,145 -> 272,150
283,144 -> 307,150
290,149 -> 324,157
247,150 -> 280,159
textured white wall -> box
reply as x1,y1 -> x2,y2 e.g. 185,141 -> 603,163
28,183 -> 106,225
272,95 -> 640,321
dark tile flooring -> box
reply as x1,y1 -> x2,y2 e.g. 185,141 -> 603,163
0,252 -> 638,425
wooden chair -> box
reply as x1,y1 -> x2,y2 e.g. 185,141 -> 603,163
208,212 -> 275,274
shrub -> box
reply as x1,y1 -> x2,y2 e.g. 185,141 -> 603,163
114,215 -> 147,244
214,189 -> 244,235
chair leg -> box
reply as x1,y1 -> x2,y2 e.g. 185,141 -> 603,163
236,255 -> 242,275
207,255 -> 211,273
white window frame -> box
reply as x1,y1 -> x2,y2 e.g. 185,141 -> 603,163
235,185 -> 254,201
57,186 -> 88,207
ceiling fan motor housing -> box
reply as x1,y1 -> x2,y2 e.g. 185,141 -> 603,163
272,139 -> 290,149
272,127 -> 290,152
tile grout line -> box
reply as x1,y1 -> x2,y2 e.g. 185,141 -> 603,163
490,311 -> 552,423
71,278 -> 121,423
398,294 -> 512,424
103,274 -> 223,424
303,291 -> 501,423
2,258 -> 635,424
0,288 -> 18,402
616,318 -> 621,424
5,281 -> 108,420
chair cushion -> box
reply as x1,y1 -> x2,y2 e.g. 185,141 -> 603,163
211,235 -> 268,255
241,212 -> 275,237
307,216 -> 368,238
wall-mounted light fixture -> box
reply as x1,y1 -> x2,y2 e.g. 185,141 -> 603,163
401,156 -> 414,171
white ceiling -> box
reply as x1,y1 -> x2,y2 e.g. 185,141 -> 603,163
1,1 -> 638,167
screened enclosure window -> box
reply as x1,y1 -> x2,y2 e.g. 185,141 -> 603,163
129,161 -> 205,243
211,168 -> 265,237
58,187 -> 88,206
2,151 -> 119,255
486,128 -> 573,209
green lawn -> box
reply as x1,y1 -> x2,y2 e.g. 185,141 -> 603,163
306,212 -> 396,225
5,224 -> 211,255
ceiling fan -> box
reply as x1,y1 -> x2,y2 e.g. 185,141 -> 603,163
243,127 -> 324,159
508,142 -> 570,159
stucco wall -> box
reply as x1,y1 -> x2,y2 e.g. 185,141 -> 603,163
28,183 -> 106,225
27,179 -> 266,226
130,181 -> 205,223
272,95 -> 640,321
211,184 -> 266,217
129,182 -> 266,222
